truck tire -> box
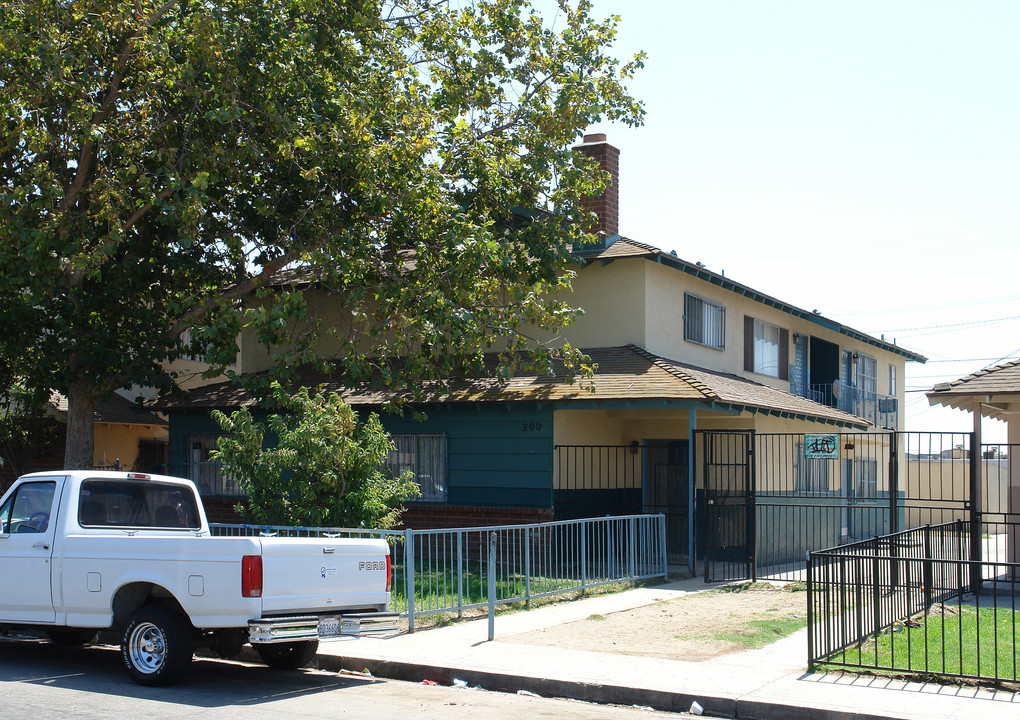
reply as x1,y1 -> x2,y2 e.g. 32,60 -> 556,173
46,629 -> 98,646
254,640 -> 319,670
121,606 -> 193,686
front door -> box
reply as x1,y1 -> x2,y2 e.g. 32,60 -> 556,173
643,441 -> 689,564
0,477 -> 63,623
700,431 -> 754,582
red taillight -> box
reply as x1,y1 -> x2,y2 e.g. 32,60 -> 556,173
386,554 -> 392,592
241,555 -> 263,598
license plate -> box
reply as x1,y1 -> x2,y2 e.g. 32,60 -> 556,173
318,616 -> 342,638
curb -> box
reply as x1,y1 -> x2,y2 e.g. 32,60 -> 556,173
269,650 -> 909,720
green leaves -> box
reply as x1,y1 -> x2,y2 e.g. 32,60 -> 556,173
211,382 -> 419,528
1,0 -> 642,466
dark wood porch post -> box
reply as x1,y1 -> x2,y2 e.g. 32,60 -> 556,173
969,401 -> 984,594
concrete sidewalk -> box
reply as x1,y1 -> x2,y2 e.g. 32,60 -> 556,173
307,579 -> 1020,720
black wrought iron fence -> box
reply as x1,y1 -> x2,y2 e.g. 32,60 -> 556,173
554,443 -> 689,567
753,432 -> 897,581
808,520 -> 1020,684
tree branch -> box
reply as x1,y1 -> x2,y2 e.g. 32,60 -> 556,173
58,1 -> 182,257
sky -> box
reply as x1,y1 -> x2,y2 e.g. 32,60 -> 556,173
552,0 -> 1020,442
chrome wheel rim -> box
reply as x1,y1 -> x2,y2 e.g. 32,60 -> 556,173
127,622 -> 166,674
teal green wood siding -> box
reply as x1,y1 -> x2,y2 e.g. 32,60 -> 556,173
167,403 -> 555,509
381,404 -> 554,508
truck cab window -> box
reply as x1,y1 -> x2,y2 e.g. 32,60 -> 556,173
1,482 -> 56,534
79,480 -> 200,529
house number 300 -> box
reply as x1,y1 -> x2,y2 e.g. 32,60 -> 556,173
521,423 -> 542,432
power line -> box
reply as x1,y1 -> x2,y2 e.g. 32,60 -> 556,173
872,314 -> 1020,335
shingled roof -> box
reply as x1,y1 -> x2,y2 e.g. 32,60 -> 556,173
927,359 -> 1020,421
50,392 -> 167,427
157,345 -> 868,428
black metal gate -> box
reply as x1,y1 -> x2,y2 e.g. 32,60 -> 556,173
699,430 -> 754,582
644,440 -> 690,566
695,430 -> 1011,583
556,431 -> 1008,583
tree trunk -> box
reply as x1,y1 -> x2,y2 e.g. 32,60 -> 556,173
64,381 -> 97,470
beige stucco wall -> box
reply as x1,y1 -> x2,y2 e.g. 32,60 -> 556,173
557,257 -> 647,349
551,405 -> 880,493
563,256 -> 912,429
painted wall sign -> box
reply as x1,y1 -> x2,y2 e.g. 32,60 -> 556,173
804,434 -> 840,459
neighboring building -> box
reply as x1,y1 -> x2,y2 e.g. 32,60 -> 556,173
0,391 -> 168,490
927,360 -> 1020,565
160,135 -> 926,566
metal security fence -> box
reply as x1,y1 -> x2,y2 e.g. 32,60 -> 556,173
808,521 -> 1020,684
211,513 -> 668,631
554,443 -> 689,567
692,431 -> 1019,584
753,432 -> 897,581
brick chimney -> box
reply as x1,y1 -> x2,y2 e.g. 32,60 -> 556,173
573,133 -> 620,244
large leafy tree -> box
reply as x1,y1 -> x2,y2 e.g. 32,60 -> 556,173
0,0 -> 643,469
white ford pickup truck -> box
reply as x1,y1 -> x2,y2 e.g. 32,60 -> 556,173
0,470 -> 396,685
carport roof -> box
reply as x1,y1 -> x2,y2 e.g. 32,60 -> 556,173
926,359 -> 1020,421
157,345 -> 868,428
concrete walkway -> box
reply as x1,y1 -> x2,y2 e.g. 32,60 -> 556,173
309,579 -> 1020,719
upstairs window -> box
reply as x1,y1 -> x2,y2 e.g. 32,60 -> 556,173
857,353 -> 877,396
753,319 -> 781,376
387,433 -> 447,503
889,365 -> 897,395
684,294 -> 726,349
744,316 -> 789,379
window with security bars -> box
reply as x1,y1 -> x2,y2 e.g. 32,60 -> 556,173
795,444 -> 831,493
852,458 -> 878,499
684,294 -> 725,349
387,433 -> 447,502
184,433 -> 243,497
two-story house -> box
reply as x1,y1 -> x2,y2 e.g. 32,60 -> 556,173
161,135 -> 925,573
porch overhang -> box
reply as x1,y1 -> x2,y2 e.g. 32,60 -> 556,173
926,359 -> 1020,422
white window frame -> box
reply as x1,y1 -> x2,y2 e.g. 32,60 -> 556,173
684,294 -> 726,350
857,353 -> 877,397
753,319 -> 782,377
388,433 -> 448,503
888,365 -> 897,396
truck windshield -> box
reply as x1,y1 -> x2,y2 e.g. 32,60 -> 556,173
79,480 -> 201,529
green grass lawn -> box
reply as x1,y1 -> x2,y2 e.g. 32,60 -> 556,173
822,603 -> 1020,682
700,581 -> 809,649
389,566 -> 634,615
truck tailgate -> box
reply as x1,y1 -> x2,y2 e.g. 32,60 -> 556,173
258,537 -> 390,615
